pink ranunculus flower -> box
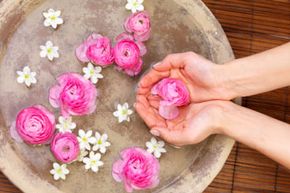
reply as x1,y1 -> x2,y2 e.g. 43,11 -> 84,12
152,78 -> 190,120
49,73 -> 97,117
124,11 -> 151,42
112,147 -> 160,193
75,33 -> 114,67
50,132 -> 80,163
114,39 -> 143,76
16,105 -> 55,145
116,32 -> 147,56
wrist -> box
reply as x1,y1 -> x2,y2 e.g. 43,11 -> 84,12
211,64 -> 239,100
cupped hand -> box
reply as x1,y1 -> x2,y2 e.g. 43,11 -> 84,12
142,101 -> 231,146
137,52 -> 231,103
135,52 -> 231,130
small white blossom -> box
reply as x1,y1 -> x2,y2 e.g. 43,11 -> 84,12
83,151 -> 104,173
78,150 -> 88,162
40,41 -> 59,61
146,137 -> 166,158
83,63 -> 103,84
56,116 -> 76,133
50,163 -> 69,181
113,103 -> 133,123
77,129 -> 97,151
92,132 -> 111,154
125,0 -> 144,13
43,8 -> 63,29
16,66 -> 37,87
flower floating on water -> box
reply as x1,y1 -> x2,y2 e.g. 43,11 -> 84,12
40,41 -> 59,61
50,132 -> 80,163
77,129 -> 96,151
112,147 -> 160,192
114,38 -> 143,76
49,73 -> 97,117
152,78 -> 190,120
83,151 -> 104,173
124,11 -> 151,41
146,137 -> 166,158
16,66 -> 37,87
16,105 -> 55,145
56,116 -> 76,133
92,132 -> 111,154
43,8 -> 63,29
83,63 -> 104,84
50,163 -> 69,181
113,103 -> 133,123
125,0 -> 144,13
76,33 -> 114,67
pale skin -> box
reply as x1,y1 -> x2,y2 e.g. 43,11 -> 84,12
135,42 -> 290,169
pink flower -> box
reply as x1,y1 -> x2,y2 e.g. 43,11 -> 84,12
114,39 -> 143,76
152,78 -> 190,120
124,11 -> 151,42
112,147 -> 160,193
16,105 -> 55,145
75,33 -> 114,67
50,132 -> 80,163
49,73 -> 97,117
116,32 -> 147,56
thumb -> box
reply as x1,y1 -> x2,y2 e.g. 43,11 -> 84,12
150,127 -> 184,146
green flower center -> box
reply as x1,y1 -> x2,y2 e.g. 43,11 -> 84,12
121,109 -> 128,115
50,16 -> 57,20
98,139 -> 102,145
47,48 -> 52,53
24,74 -> 30,79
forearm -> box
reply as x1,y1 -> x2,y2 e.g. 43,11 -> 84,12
218,42 -> 290,98
220,103 -> 290,168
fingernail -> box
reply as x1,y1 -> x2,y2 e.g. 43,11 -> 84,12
153,62 -> 161,67
150,130 -> 160,137
133,103 -> 137,108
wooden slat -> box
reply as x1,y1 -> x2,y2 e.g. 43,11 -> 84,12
204,0 -> 290,192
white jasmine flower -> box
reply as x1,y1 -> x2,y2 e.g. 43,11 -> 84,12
113,103 -> 133,123
83,151 -> 104,172
92,132 -> 111,154
146,137 -> 166,158
78,150 -> 88,162
43,8 -> 63,29
50,163 -> 69,181
83,63 -> 103,84
56,116 -> 76,133
16,66 -> 37,87
125,0 -> 144,13
40,41 -> 59,61
77,129 -> 97,151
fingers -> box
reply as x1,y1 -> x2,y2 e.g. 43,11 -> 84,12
153,52 -> 195,72
138,68 -> 169,90
150,127 -> 186,146
135,97 -> 166,128
147,95 -> 160,109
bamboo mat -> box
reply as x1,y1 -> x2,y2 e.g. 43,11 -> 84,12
0,0 -> 290,192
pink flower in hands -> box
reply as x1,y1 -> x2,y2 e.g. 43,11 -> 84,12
112,147 -> 160,193
49,73 -> 97,117
50,132 -> 80,163
75,33 -> 114,66
152,78 -> 190,120
124,11 -> 151,42
114,39 -> 143,76
16,105 -> 55,145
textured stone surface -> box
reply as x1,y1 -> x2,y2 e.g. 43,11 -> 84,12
0,0 -> 235,192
